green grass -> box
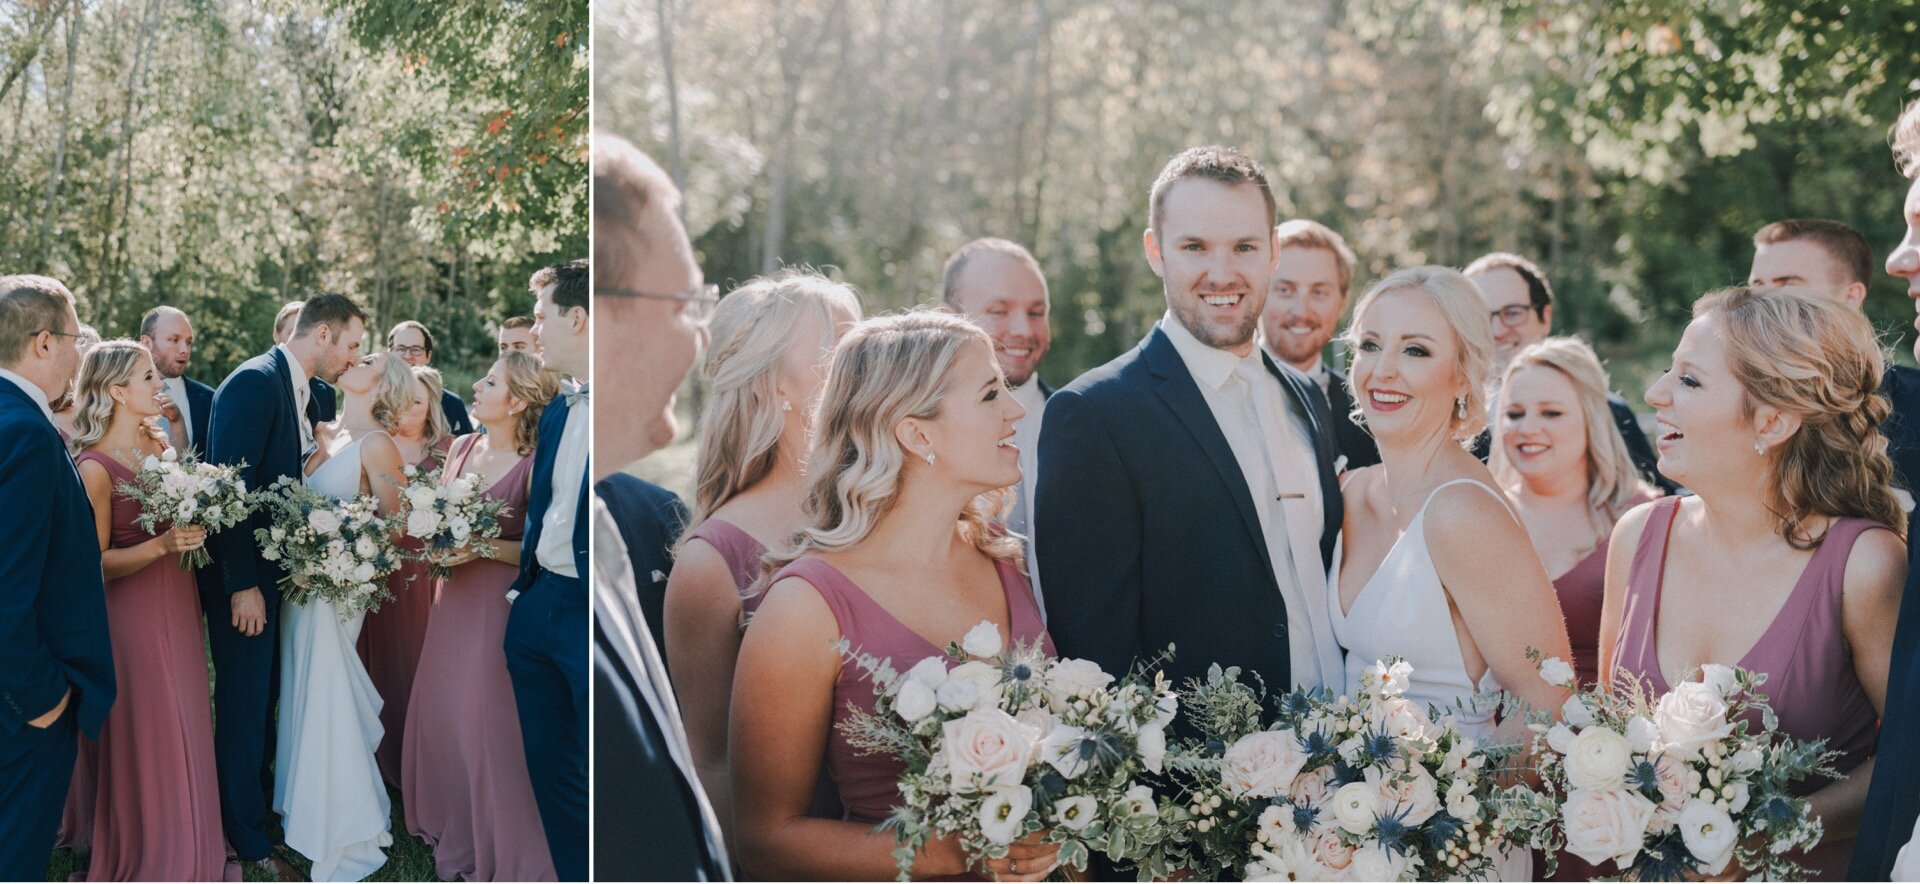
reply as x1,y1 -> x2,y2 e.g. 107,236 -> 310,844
46,783 -> 440,881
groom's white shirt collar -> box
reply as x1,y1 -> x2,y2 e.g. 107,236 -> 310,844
1162,310 -> 1263,391
275,343 -> 309,400
0,367 -> 55,423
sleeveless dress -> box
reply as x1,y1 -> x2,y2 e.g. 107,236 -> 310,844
400,435 -> 555,881
1614,496 -> 1883,880
764,556 -> 1054,825
60,451 -> 235,881
1327,477 -> 1532,881
276,433 -> 394,882
360,438 -> 451,787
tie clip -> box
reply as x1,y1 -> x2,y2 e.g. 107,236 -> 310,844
1278,492 -> 1307,500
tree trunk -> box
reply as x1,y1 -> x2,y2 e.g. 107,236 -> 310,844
35,0 -> 83,269
0,1 -> 64,108
655,0 -> 685,212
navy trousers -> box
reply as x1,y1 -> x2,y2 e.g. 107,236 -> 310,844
506,571 -> 588,882
0,703 -> 77,880
202,586 -> 282,862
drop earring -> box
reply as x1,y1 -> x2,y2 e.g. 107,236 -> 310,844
1455,396 -> 1467,421
780,399 -> 793,413
924,451 -> 936,466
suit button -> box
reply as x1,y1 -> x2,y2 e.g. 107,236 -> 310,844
1273,623 -> 1287,638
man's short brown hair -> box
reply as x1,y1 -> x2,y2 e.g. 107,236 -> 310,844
1275,219 -> 1359,296
1754,219 -> 1873,288
941,238 -> 1045,307
1147,146 -> 1278,235
501,315 -> 535,331
274,301 -> 304,338
0,275 -> 77,367
293,292 -> 367,340
386,319 -> 436,356
593,133 -> 678,292
1895,99 -> 1920,179
1463,252 -> 1555,317
531,259 -> 589,314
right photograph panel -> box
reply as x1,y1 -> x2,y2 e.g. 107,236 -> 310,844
592,0 -> 1920,881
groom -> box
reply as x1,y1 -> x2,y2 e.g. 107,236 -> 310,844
1036,146 -> 1344,699
206,293 -> 366,880
0,275 -> 113,879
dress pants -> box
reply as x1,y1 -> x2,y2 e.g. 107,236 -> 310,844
201,585 -> 282,862
506,571 -> 588,881
0,702 -> 78,880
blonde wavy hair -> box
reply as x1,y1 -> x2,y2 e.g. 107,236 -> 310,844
69,340 -> 153,455
1695,286 -> 1905,547
367,353 -> 417,433
499,351 -> 562,456
686,269 -> 862,532
1491,337 -> 1654,541
1341,265 -> 1497,442
410,366 -> 452,452
762,309 -> 1024,586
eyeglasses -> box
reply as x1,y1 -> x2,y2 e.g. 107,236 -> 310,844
1488,305 -> 1539,328
596,284 -> 721,325
35,329 -> 85,342
390,345 -> 429,358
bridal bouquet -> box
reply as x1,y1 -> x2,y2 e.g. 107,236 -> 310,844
840,624 -> 1179,881
250,475 -> 405,617
397,465 -> 508,580
1163,659 -> 1518,881
116,447 -> 251,569
1494,656 -> 1837,880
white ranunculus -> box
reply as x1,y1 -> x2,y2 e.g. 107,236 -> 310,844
961,620 -> 1003,658
1052,794 -> 1099,831
1561,694 -> 1597,728
1331,781 -> 1383,835
943,707 -> 1033,790
406,510 -> 438,538
1042,725 -> 1095,780
160,447 -> 178,462
1045,658 -> 1114,710
355,536 -> 377,559
309,509 -> 341,535
1562,788 -> 1658,869
1539,656 -> 1577,688
1547,724 -> 1577,755
1565,727 -> 1635,791
1350,843 -> 1412,881
353,561 -> 377,583
1626,715 -> 1659,753
894,679 -> 937,723
1138,724 -> 1167,774
1221,730 -> 1309,799
405,485 -> 439,510
1653,681 -> 1735,761
1678,798 -> 1738,874
903,656 -> 949,690
977,785 -> 1032,845
1697,663 -> 1740,700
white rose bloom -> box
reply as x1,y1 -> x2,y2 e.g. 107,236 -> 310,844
1350,843 -> 1412,881
1052,794 -> 1099,832
904,656 -> 950,690
353,561 -> 377,583
1562,788 -> 1658,869
943,708 -> 1033,790
1627,715 -> 1660,753
355,536 -> 377,559
1561,694 -> 1597,728
1221,730 -> 1309,799
160,447 -> 178,462
977,786 -> 1033,845
1138,724 -> 1167,774
1565,727 -> 1635,791
894,679 -> 937,723
1015,708 -> 1057,748
405,486 -> 437,509
1045,658 -> 1114,710
1653,681 -> 1735,761
1379,767 -> 1441,827
1539,656 -> 1577,688
309,509 -> 341,535
1677,798 -> 1737,874
936,677 -> 985,714
1331,781 -> 1383,835
939,661 -> 1002,712
1697,663 -> 1740,700
961,620 -> 1003,658
406,510 -> 439,538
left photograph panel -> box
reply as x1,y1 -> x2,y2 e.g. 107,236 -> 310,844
0,1 -> 587,881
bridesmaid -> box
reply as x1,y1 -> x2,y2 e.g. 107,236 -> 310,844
402,352 -> 560,882
665,270 -> 860,840
359,362 -> 452,786
1600,286 -> 1906,880
65,340 -> 233,881
1492,337 -> 1658,688
731,310 -> 1059,881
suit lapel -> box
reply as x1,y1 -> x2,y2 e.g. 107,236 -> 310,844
1144,329 -> 1276,580
1266,358 -> 1344,566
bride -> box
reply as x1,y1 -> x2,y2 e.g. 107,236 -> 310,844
276,352 -> 412,881
1328,267 -> 1574,880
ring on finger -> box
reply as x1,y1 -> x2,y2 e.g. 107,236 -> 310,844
1010,858 -> 1019,875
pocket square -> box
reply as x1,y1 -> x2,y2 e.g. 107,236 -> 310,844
651,569 -> 666,583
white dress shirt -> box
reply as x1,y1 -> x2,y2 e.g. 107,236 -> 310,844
1163,314 -> 1341,691
536,384 -> 590,578
0,367 -> 55,423
275,344 -> 314,452
160,375 -> 193,448
1009,375 -> 1048,617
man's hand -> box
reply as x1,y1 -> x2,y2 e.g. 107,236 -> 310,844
232,587 -> 267,637
27,686 -> 71,729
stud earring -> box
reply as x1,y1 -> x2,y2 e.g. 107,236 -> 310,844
924,451 -> 936,466
1754,442 -> 1766,455
780,399 -> 793,413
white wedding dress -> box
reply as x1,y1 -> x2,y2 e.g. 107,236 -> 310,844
1327,477 -> 1531,881
275,432 -> 392,882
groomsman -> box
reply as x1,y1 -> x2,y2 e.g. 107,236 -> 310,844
506,257 -> 594,882
1258,219 -> 1379,470
138,306 -> 213,454
589,133 -> 730,881
274,299 -> 336,423
206,293 -> 366,881
0,276 -> 113,880
1462,252 -> 1673,493
499,315 -> 539,355
386,319 -> 474,434
942,238 -> 1053,602
1036,146 -> 1346,698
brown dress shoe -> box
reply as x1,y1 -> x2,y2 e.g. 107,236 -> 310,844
251,850 -> 309,882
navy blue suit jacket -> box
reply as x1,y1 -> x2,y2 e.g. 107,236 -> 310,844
309,378 -> 336,424
207,348 -> 314,595
595,473 -> 689,664
513,393 -> 588,595
1035,326 -> 1343,696
180,375 -> 215,455
441,389 -> 473,437
0,380 -> 112,738
1302,365 -> 1380,471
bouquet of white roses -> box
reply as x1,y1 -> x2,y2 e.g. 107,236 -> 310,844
397,465 -> 509,580
1163,659 -> 1519,881
115,447 -> 251,569
1494,655 -> 1837,881
840,623 -> 1180,881
250,475 -> 405,617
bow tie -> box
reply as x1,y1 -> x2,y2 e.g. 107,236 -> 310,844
563,386 -> 589,407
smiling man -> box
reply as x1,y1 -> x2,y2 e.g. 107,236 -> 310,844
942,237 -> 1052,540
1035,146 -> 1345,698
1259,219 -> 1378,469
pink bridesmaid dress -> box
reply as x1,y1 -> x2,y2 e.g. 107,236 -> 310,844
400,434 -> 554,881
359,438 -> 450,787
62,451 -> 235,881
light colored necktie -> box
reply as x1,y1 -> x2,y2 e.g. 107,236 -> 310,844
1233,360 -> 1310,651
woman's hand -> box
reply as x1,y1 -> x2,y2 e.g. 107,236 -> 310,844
437,545 -> 482,568
157,524 -> 208,554
980,831 -> 1063,882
